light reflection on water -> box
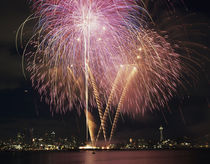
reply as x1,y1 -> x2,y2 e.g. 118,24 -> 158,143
1,150 -> 210,164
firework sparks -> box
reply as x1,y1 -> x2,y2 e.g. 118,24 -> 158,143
24,0 -> 152,144
20,0 -> 202,144
26,0 -> 149,112
120,29 -> 183,115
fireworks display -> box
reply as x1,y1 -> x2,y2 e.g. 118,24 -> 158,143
26,0 -> 149,112
19,0 -> 207,143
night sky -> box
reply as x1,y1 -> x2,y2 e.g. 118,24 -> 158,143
0,0 -> 209,142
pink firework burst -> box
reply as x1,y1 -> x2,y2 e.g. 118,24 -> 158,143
22,0 -> 193,116
25,0 -> 150,113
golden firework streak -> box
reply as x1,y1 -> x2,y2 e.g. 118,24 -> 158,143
109,67 -> 137,142
96,67 -> 123,143
85,110 -> 97,146
87,66 -> 107,142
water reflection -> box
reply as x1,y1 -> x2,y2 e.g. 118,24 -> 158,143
1,150 -> 210,164
85,151 -> 96,164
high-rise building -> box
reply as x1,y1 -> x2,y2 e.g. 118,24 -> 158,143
159,126 -> 163,142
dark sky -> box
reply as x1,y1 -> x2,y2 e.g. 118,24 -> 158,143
0,0 -> 209,142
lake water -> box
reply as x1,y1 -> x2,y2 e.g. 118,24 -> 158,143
1,150 -> 210,164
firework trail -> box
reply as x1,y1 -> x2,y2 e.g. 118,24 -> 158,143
109,66 -> 137,142
96,66 -> 123,142
87,66 -> 105,141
